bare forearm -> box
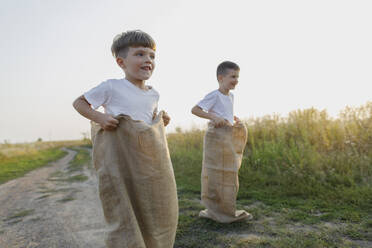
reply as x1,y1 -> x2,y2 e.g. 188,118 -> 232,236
191,105 -> 216,121
72,95 -> 104,123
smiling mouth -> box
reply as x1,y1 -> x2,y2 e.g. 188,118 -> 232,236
141,66 -> 152,71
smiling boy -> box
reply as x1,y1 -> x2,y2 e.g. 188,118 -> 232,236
73,31 -> 169,129
73,30 -> 178,248
192,61 -> 240,127
191,61 -> 252,223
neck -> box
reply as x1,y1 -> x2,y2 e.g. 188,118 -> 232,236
125,76 -> 146,90
218,87 -> 229,95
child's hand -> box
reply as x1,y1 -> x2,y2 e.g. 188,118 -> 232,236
212,116 -> 231,128
234,116 -> 241,124
162,112 -> 170,126
98,113 -> 119,131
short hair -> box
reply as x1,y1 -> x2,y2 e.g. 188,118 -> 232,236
111,30 -> 156,58
216,61 -> 240,77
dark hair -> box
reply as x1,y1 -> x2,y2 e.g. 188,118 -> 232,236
111,30 -> 156,58
216,61 -> 240,77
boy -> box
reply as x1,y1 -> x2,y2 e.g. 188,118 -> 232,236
73,30 -> 178,248
191,61 -> 252,223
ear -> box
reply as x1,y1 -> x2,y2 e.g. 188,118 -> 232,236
116,57 -> 126,69
217,74 -> 223,83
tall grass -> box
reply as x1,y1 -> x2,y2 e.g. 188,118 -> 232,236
0,140 -> 91,158
169,102 -> 372,219
241,102 -> 372,215
168,128 -> 204,192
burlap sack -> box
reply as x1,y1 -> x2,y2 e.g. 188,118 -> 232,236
199,122 -> 251,223
91,112 -> 178,248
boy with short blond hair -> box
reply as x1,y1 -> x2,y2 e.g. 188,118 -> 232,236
191,61 -> 252,223
73,30 -> 178,248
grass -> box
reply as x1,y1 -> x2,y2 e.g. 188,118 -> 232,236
65,174 -> 88,182
0,140 -> 91,158
5,209 -> 35,221
67,147 -> 91,172
46,147 -> 91,183
57,196 -> 76,203
0,140 -> 90,185
170,101 -> 372,248
0,148 -> 66,184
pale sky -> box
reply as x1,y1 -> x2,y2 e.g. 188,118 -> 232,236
1,0 -> 371,143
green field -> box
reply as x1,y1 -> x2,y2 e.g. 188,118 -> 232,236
0,140 -> 91,185
169,102 -> 372,247
1,102 -> 371,247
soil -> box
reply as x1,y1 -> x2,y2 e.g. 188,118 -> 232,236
0,148 -> 106,248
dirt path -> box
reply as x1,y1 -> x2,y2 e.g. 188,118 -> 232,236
0,148 -> 106,248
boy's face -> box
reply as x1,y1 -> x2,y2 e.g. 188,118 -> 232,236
218,69 -> 239,91
117,46 -> 155,82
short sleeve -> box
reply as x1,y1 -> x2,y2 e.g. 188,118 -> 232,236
83,81 -> 112,109
197,91 -> 217,112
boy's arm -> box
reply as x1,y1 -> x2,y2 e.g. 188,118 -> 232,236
73,95 -> 119,130
191,105 -> 230,127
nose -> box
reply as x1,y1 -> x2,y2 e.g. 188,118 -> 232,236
144,54 -> 153,63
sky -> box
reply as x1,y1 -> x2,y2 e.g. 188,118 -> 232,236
1,0 -> 371,143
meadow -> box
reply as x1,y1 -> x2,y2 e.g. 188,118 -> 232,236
169,101 -> 372,247
0,140 -> 90,184
0,102 -> 371,247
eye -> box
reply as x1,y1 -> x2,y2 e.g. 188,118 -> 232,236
150,54 -> 155,59
136,53 -> 143,56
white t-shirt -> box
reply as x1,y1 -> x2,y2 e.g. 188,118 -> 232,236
197,90 -> 234,125
84,78 -> 159,125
